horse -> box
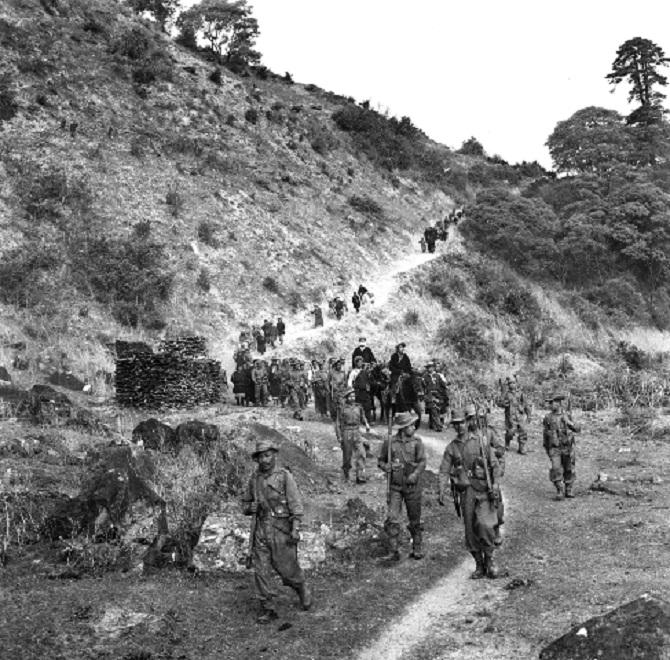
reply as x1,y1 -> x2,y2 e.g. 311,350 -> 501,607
369,363 -> 390,423
390,370 -> 424,429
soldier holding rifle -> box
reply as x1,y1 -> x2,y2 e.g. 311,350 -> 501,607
378,412 -> 427,561
438,409 -> 502,579
242,439 -> 312,623
543,392 -> 581,500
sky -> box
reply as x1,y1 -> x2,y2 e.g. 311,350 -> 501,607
182,0 -> 670,168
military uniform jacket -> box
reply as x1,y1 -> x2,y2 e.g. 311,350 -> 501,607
251,366 -> 268,383
378,434 -> 426,492
422,373 -> 443,404
439,433 -> 500,494
499,390 -> 530,422
339,402 -> 367,430
243,467 -> 303,533
352,346 -> 376,366
543,412 -> 580,454
329,370 -> 347,396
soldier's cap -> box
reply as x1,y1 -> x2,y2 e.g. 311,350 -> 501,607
547,392 -> 566,402
392,412 -> 417,431
354,355 -> 364,364
450,409 -> 466,423
251,439 -> 278,458
396,342 -> 406,349
464,403 -> 477,418
358,336 -> 366,342
343,388 -> 356,398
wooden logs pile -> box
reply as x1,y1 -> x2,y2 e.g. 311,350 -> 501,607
116,337 -> 222,408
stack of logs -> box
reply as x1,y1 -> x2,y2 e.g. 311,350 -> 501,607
115,337 -> 222,408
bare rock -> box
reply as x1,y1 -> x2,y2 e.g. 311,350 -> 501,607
48,371 -> 85,391
539,594 -> 670,659
0,366 -> 11,383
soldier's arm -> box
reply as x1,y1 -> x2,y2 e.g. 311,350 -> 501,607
377,439 -> 390,471
283,470 -> 304,520
359,405 -> 369,428
241,475 -> 256,515
411,438 -> 427,478
565,414 -> 581,434
437,447 -> 453,496
488,447 -> 501,486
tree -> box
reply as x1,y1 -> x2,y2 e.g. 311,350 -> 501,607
458,136 -> 485,157
176,0 -> 260,65
128,0 -> 179,32
606,37 -> 669,124
546,106 -> 634,174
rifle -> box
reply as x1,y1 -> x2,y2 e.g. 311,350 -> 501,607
386,387 -> 395,505
477,416 -> 500,525
245,475 -> 258,569
450,480 -> 462,518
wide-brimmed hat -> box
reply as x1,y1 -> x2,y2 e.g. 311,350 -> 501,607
464,403 -> 477,418
392,412 -> 417,430
450,409 -> 465,423
252,439 -> 278,458
396,342 -> 406,350
358,336 -> 366,342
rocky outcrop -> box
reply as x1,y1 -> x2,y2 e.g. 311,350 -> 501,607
539,594 -> 670,659
174,420 -> 220,455
132,418 -> 177,453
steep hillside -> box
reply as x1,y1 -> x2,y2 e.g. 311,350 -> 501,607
0,0 -> 455,386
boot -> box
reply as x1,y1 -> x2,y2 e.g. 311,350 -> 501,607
342,469 -> 350,483
386,531 -> 401,561
484,551 -> 499,579
494,524 -> 503,547
296,583 -> 312,611
410,531 -> 424,560
554,482 -> 564,500
565,484 -> 575,498
256,601 -> 278,624
470,552 -> 485,579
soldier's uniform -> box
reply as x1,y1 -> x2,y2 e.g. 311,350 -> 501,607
439,409 -> 501,578
328,361 -> 347,421
251,361 -> 269,406
311,363 -> 329,416
543,393 -> 581,499
276,318 -> 285,344
337,389 -> 370,482
378,412 -> 427,559
497,379 -> 531,454
422,364 -> 444,431
231,368 -> 246,406
242,440 -> 311,621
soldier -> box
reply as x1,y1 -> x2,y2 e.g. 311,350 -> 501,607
234,341 -> 250,369
262,319 -> 274,348
328,358 -> 347,421
276,317 -> 285,344
543,393 -> 581,500
378,411 -> 427,560
422,362 -> 444,432
231,367 -> 246,406
334,297 -> 346,320
311,305 -> 324,328
389,342 -> 412,392
352,290 -> 361,313
242,439 -> 312,623
350,359 -> 374,425
497,377 -> 531,454
311,360 -> 329,417
251,360 -> 269,406
438,409 -> 501,579
254,327 -> 266,355
465,404 -> 506,546
419,236 -> 427,253
337,388 -> 371,483
424,226 -> 438,253
268,359 -> 282,406
351,336 -> 376,367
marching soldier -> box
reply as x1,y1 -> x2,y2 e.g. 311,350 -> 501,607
328,358 -> 347,422
438,409 -> 501,579
251,360 -> 269,406
242,439 -> 312,623
497,377 -> 531,454
543,393 -> 581,500
378,412 -> 427,560
422,362 -> 444,432
337,388 -> 371,483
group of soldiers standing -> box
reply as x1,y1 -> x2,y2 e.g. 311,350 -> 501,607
420,207 -> 464,253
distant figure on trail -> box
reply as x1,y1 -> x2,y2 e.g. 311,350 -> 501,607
496,376 -> 531,455
419,236 -> 427,253
352,337 -> 376,367
311,305 -> 323,327
276,317 -> 285,344
334,297 -> 346,320
424,226 -> 438,253
352,290 -> 361,313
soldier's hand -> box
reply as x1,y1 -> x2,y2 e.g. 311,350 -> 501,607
406,473 -> 417,485
437,492 -> 445,506
288,529 -> 301,545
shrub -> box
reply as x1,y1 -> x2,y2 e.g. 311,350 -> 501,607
225,113 -> 236,126
111,26 -> 153,61
285,289 -> 303,311
0,74 -> 18,122
458,137 -> 485,156
244,108 -> 258,124
71,238 -> 173,328
209,68 -> 222,85
437,313 -> 495,362
473,263 -> 541,323
197,220 -> 218,247
262,276 -> 280,294
0,244 -> 62,308
133,220 -> 151,239
404,309 -> 420,326
348,195 -> 385,220
165,182 -> 183,217
197,268 -> 211,292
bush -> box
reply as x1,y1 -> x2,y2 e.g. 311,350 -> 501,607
473,263 -> 541,323
197,268 -> 211,292
244,108 -> 258,124
111,26 -> 153,60
133,220 -> 151,239
209,68 -> 222,85
197,221 -> 218,247
437,313 -> 495,362
165,182 -> 183,217
0,244 -> 62,308
262,276 -> 280,294
404,309 -> 420,326
458,137 -> 485,156
111,26 -> 172,85
0,74 -> 18,122
71,238 -> 173,328
348,195 -> 385,220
